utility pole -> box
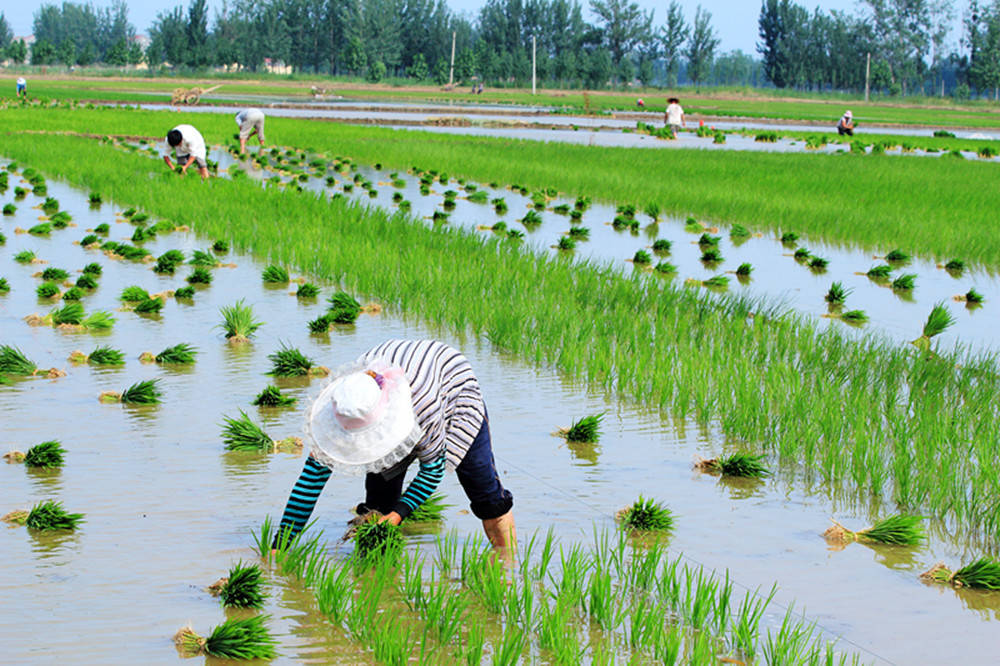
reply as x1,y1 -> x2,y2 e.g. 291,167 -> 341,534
532,35 -> 537,95
864,52 -> 871,102
449,31 -> 456,87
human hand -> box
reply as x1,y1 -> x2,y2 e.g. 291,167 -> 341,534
378,511 -> 402,526
180,165 -> 188,175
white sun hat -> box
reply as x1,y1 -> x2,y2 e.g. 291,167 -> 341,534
305,358 -> 423,475
845,110 -> 853,118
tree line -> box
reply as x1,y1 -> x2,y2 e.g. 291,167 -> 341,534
2,0 -> 1000,96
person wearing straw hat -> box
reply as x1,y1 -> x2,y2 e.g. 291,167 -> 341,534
235,108 -> 266,155
273,339 -> 516,556
837,110 -> 855,136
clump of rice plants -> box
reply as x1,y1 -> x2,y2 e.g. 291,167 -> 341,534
557,236 -> 576,251
13,186 -> 26,198
93,223 -> 109,234
809,256 -> 829,270
825,282 -> 852,305
120,286 -> 150,303
702,275 -> 730,288
644,202 -> 661,222
353,516 -> 405,560
29,223 -> 52,236
174,615 -> 277,660
221,411 -> 272,451
155,343 -> 197,364
3,203 -> 16,215
268,342 -> 326,377
617,496 -> 674,532
82,262 -> 102,276
328,292 -> 361,324
695,453 -> 769,477
559,414 -> 604,443
130,226 -> 154,243
212,239 -> 229,253
651,239 -> 671,254
654,261 -> 677,275
467,190 -> 488,204
252,385 -> 297,407
507,229 -> 524,241
891,273 -> 917,291
22,500 -> 84,531
23,440 -> 66,469
944,258 -> 965,274
133,297 -> 164,314
36,282 -> 60,299
14,250 -> 36,263
700,248 -> 723,264
962,288 -> 985,304
50,302 -> 84,325
841,310 -> 868,323
174,286 -> 195,300
131,212 -> 149,224
296,282 -> 320,299
189,250 -> 217,267
41,197 -> 60,213
866,264 -> 892,279
403,493 -> 449,523
885,249 -> 910,263
552,203 -> 571,215
88,346 -> 125,365
220,299 -> 263,342
521,210 -> 542,226
218,562 -> 266,608
911,302 -> 955,352
492,197 -> 508,214
88,192 -> 101,204
116,244 -> 150,261
80,311 -> 114,330
823,514 -> 925,546
41,267 -> 69,281
568,226 -> 589,239
793,247 -> 811,261
735,263 -> 753,277
574,195 -> 591,211
921,558 -> 1000,590
187,267 -> 213,285
697,233 -> 720,247
262,265 -> 289,283
0,278 -> 9,293
0,345 -> 37,375
101,379 -> 162,405
432,209 -> 450,223
730,224 -> 750,240
632,250 -> 652,265
80,234 -> 98,247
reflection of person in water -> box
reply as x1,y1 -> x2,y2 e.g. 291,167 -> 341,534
837,110 -> 855,136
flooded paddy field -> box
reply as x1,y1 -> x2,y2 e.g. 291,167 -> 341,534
3,159 -> 1000,665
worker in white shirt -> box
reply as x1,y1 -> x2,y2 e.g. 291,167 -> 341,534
163,124 -> 209,180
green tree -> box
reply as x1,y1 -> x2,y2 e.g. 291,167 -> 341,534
31,39 -> 57,65
456,47 -> 476,81
590,0 -> 652,66
148,6 -> 187,66
186,0 -> 210,67
8,38 -> 28,63
126,40 -> 143,65
367,59 -> 387,82
106,37 -> 128,66
77,42 -> 96,66
659,1 -> 689,86
585,47 -> 614,87
0,12 -> 12,52
57,39 -> 77,66
686,5 -> 719,85
341,35 -> 367,75
407,52 -> 429,79
859,0 -> 954,95
433,57 -> 449,84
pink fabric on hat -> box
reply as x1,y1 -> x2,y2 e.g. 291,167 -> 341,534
331,367 -> 404,431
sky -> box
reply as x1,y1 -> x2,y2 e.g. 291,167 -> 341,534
2,1 -> 958,57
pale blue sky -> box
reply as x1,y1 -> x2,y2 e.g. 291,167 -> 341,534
3,1 -> 962,57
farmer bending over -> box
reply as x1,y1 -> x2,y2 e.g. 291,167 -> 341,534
235,108 -> 266,155
837,110 -> 855,136
274,339 -> 517,559
163,124 -> 209,180
16,77 -> 27,98
665,97 -> 685,139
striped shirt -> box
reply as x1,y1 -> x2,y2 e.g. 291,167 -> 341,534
361,339 -> 485,471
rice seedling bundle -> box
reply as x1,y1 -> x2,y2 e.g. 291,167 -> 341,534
0,345 -> 37,375
557,236 -> 576,251
327,292 -> 361,324
912,302 -> 955,352
507,229 -> 524,240
261,264 -> 289,283
120,286 -> 150,302
0,278 -> 9,293
654,261 -> 677,275
353,517 -> 405,560
93,223 -> 109,234
808,256 -> 829,270
633,250 -> 652,265
891,273 -> 916,291
560,414 -> 604,443
88,191 -> 101,204
965,288 -> 984,304
81,311 -> 114,330
41,267 -> 69,282
0,231 -> 4,244
174,286 -> 195,299
574,195 -> 591,211
189,249 -> 216,266
133,297 -> 163,314
698,233 -> 720,247
36,280 -> 61,299
885,249 -> 910,263
29,223 -> 52,235
823,514 -> 924,545
431,209 -> 450,223
268,343 -> 323,377
174,615 -> 277,660
866,264 -> 892,279
944,258 -> 965,273
218,562 -> 266,608
521,210 -> 542,226
841,309 -> 868,323
403,493 -> 449,523
923,558 -> 1000,590
23,499 -> 84,531
50,211 -> 72,228
121,207 -> 137,218
492,198 -> 508,213
702,275 -> 730,288
14,250 -> 35,263
186,267 -> 213,284
730,224 -> 750,239
825,282 -> 852,305
467,190 -> 488,203
644,202 -> 661,221
131,212 -> 149,223
735,263 -> 753,277
23,440 -> 66,469
700,249 -> 723,263
221,411 -> 272,451
793,247 -> 811,261
780,231 -> 799,244
552,203 -> 571,215
88,345 -> 124,365
618,496 -> 674,532
80,234 -> 99,247
105,379 -> 162,405
297,282 -> 320,298
695,453 -> 769,478
252,385 -> 297,407
569,209 -> 583,220
2,203 -> 15,215
220,299 -> 263,341
13,186 -> 26,198
568,226 -> 590,239
116,244 -> 149,261
155,343 -> 197,364
308,314 -> 332,333
212,239 -> 229,253
41,197 -> 60,213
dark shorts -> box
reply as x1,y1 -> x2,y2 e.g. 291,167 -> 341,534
177,153 -> 207,169
362,412 -> 514,520
837,126 -> 853,136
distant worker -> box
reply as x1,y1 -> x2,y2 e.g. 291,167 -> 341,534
665,97 -> 685,139
837,110 -> 854,136
637,98 -> 645,108
163,124 -> 209,180
16,77 -> 26,98
235,108 -> 266,155
477,82 -> 484,94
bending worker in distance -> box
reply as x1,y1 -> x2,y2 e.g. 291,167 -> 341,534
235,108 -> 266,155
163,124 -> 209,180
837,110 -> 855,136
273,339 -> 517,559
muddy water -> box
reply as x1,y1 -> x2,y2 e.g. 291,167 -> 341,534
3,172 -> 1000,664
183,142 -> 999,353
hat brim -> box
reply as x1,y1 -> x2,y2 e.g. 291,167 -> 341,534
305,358 -> 423,475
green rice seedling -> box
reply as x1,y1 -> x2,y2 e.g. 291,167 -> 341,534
979,146 -> 997,159
885,248 -> 910,263
221,411 -> 273,451
557,236 -> 576,251
912,302 -> 955,351
841,309 -> 868,323
50,211 -> 72,228
404,493 -> 450,523
698,233 -> 720,247
82,262 -> 102,276
923,558 -> 1000,590
89,346 -> 124,365
14,250 -> 35,263
825,282 -> 852,305
521,210 -> 543,226
0,232 -> 4,244
268,343 -> 323,377
155,343 -> 197,364
3,203 -> 15,215
730,224 -> 750,239
174,286 -> 195,300
560,414 -> 604,443
633,249 -> 652,264
262,264 -> 289,283
569,209 -> 583,221
780,231 -> 799,244
129,225 -> 153,243
866,264 -> 892,279
328,292 -> 361,324
823,514 -> 925,545
467,190 -> 488,203
220,299 -> 263,341
0,278 -> 9,293
36,282 -> 60,299
29,222 -> 52,235
696,453 -> 769,477
353,516 -> 405,560
133,297 -> 163,314
809,256 -> 829,270
88,191 -> 101,204
41,267 -> 69,281
644,201 -> 661,221
13,186 -> 26,198
296,282 -> 320,299
253,385 -> 297,407
212,239 -> 229,253
655,261 -> 677,275
432,209 -> 450,223
80,234 -> 99,247
965,288 -> 984,304
80,311 -> 114,330
121,207 -> 136,218
574,195 -> 591,211
120,286 -> 150,302
23,441 -> 66,469
116,244 -> 149,261
51,302 -> 84,325
492,197 -> 508,214
71,274 -> 97,293
568,226 -> 589,239
697,242 -> 725,263
93,223 -> 109,234
189,249 -> 216,266
186,267 -> 212,285
391,191 -> 403,203
552,203 -> 571,215
398,199 -> 412,211
891,273 -> 917,291
24,500 -> 84,531
0,346 -> 37,375
61,287 -> 83,301
618,496 -> 674,532
652,239 -> 672,254
611,215 -> 630,230
152,256 -> 176,274
702,275 -> 730,288
174,615 -> 277,660
107,379 -> 162,405
218,562 -> 266,608
131,212 -> 149,224
490,221 -> 507,233
443,189 -> 458,200
507,229 -> 524,240
793,247 -> 811,261
944,258 -> 965,273
41,197 -> 60,213
735,263 -> 753,277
